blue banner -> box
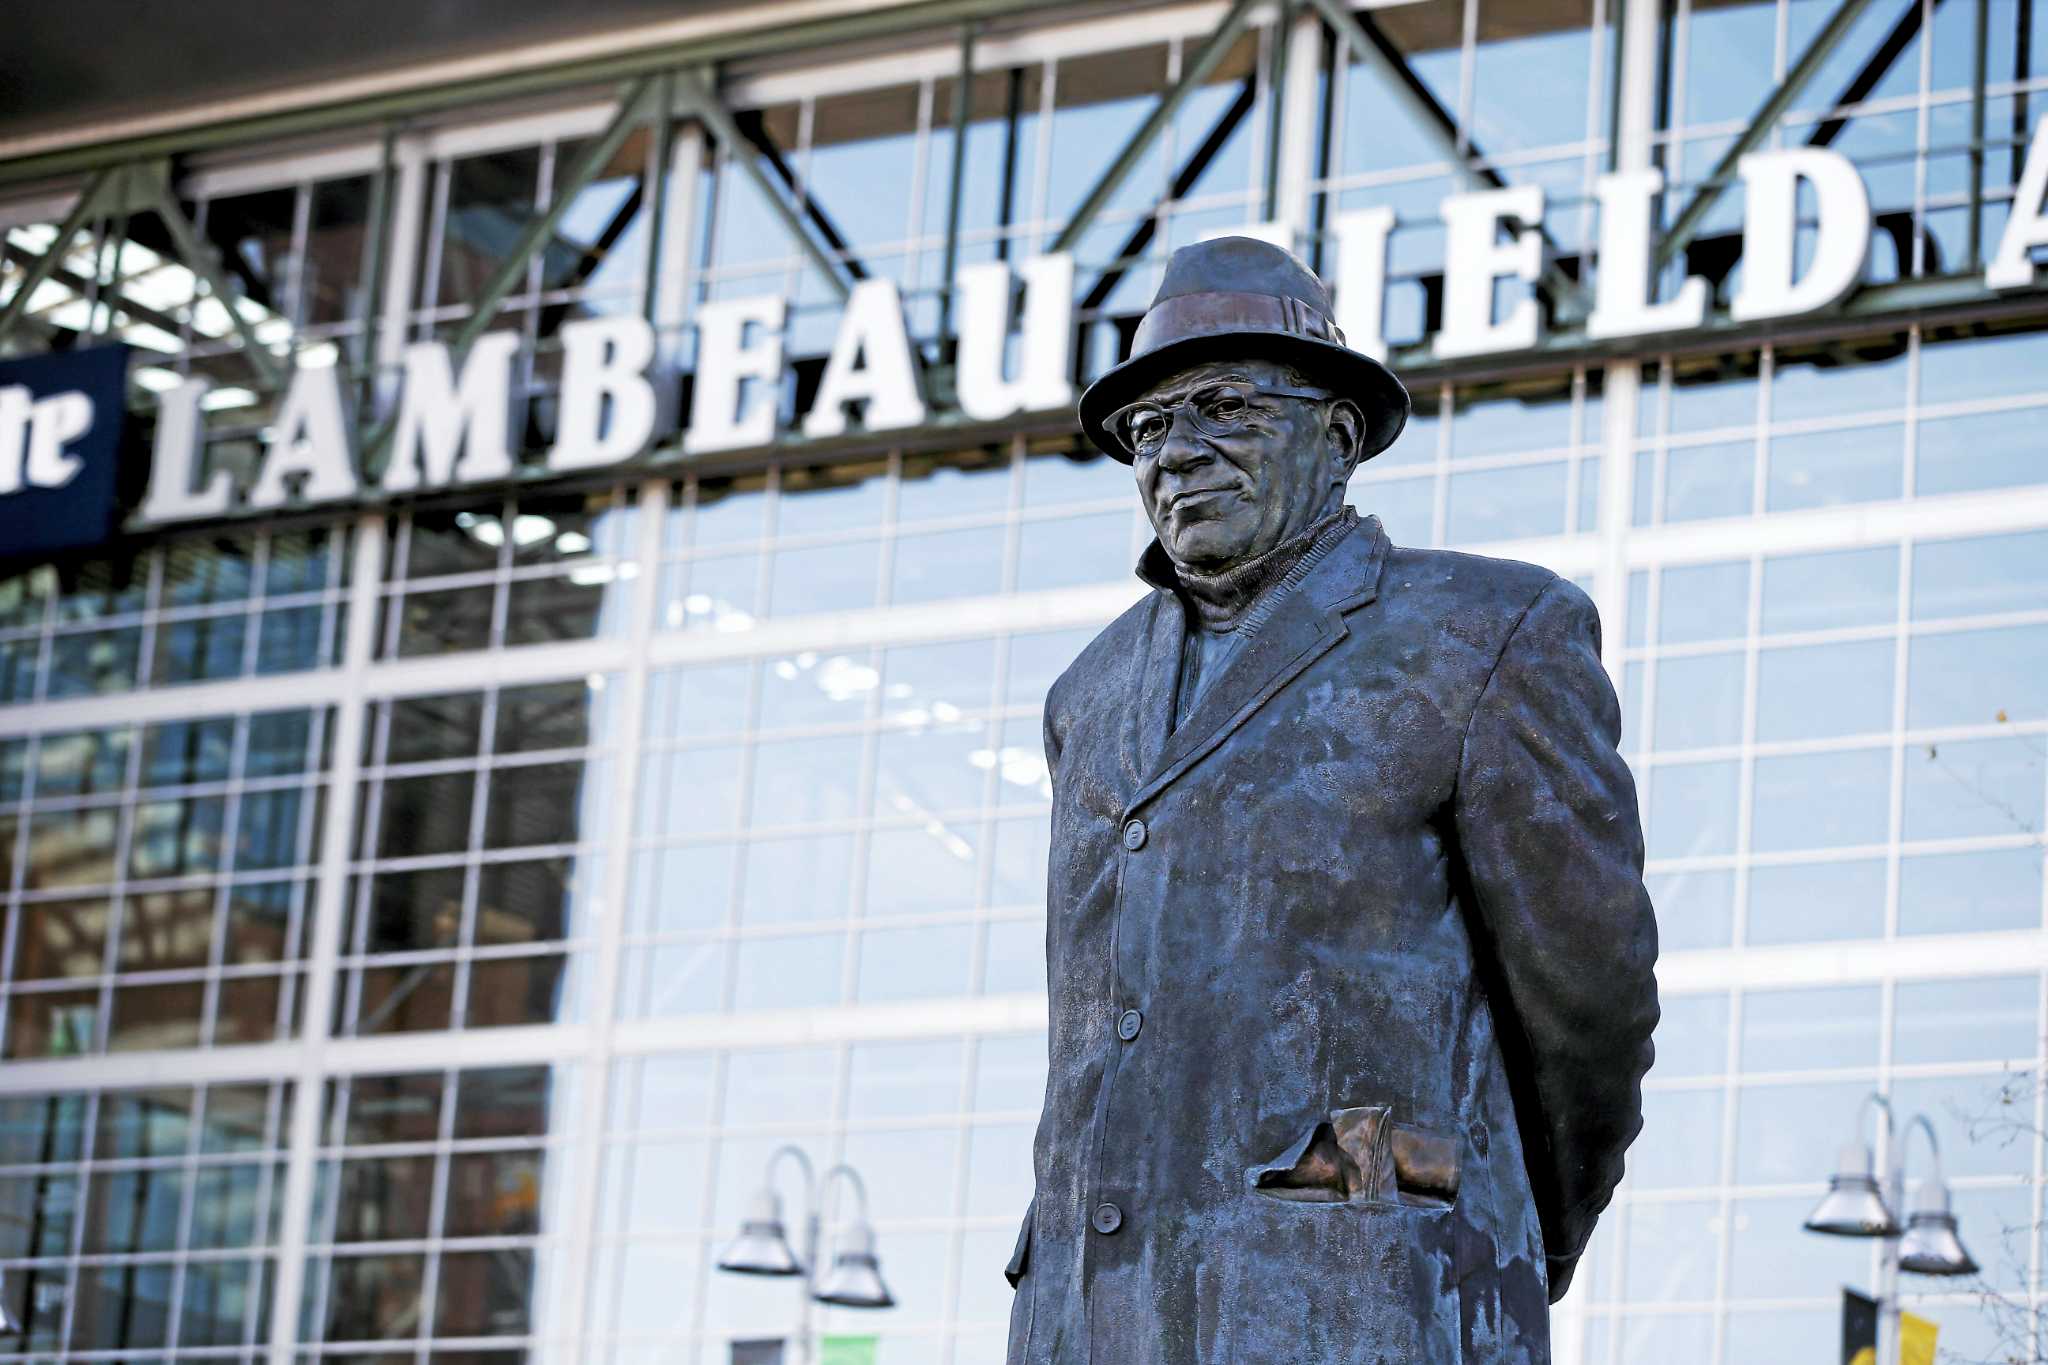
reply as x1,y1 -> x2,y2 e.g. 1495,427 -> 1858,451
0,344 -> 130,560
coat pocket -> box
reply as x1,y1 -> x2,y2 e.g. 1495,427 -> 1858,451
1004,1196 -> 1035,1288
1246,1105 -> 1462,1207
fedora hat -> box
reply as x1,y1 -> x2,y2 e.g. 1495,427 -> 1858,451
1078,236 -> 1410,465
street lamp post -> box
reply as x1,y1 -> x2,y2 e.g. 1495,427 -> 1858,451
715,1145 -> 895,1363
1803,1093 -> 1978,1365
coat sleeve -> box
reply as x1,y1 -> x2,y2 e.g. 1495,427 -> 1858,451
1452,575 -> 1659,1303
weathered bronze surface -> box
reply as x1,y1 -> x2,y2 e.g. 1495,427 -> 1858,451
1007,238 -> 1660,1363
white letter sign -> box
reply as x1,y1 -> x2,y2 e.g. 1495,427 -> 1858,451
954,254 -> 1075,422
684,295 -> 787,455
1988,116 -> 2048,289
1435,186 -> 1546,359
549,316 -> 660,471
1332,208 -> 1395,362
1731,149 -> 1871,321
1588,169 -> 1708,339
802,278 -> 926,439
140,379 -> 233,523
250,364 -> 358,509
382,333 -> 520,492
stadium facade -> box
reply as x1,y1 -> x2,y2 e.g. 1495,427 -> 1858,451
0,0 -> 2046,1360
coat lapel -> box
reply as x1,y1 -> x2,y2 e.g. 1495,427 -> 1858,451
1119,589 -> 1187,790
1125,517 -> 1390,814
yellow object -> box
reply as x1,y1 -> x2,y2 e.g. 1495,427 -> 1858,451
1899,1310 -> 1939,1365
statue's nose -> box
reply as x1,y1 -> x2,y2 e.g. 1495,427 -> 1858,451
1154,417 -> 1211,473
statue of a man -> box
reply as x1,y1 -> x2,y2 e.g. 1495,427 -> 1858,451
1003,237 -> 1659,1364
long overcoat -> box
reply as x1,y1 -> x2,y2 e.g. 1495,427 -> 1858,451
1005,515 -> 1659,1364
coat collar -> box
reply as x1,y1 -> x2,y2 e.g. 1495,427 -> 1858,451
1121,514 -> 1389,814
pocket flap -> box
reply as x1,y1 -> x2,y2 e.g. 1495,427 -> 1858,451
1004,1197 -> 1035,1288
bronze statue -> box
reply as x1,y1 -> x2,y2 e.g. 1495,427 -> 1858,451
1004,237 -> 1659,1363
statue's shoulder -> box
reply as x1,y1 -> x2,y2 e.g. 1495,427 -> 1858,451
1046,590 -> 1158,718
1376,540 -> 1565,621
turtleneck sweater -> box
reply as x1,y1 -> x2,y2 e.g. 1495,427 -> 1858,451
1170,505 -> 1358,728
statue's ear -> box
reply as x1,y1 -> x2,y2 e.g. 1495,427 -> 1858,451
1324,398 -> 1365,484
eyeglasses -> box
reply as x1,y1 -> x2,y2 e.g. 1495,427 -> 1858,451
1104,380 -> 1334,459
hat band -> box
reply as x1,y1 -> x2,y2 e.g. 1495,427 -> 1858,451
1130,290 -> 1348,358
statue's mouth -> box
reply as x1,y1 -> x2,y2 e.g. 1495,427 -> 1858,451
1166,486 -> 1239,514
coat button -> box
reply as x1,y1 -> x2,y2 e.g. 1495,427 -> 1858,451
1122,818 -> 1147,851
1117,1009 -> 1143,1041
1092,1202 -> 1124,1235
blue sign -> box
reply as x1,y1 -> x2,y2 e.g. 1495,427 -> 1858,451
0,344 -> 130,560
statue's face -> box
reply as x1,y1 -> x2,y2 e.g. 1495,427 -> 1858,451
1127,358 -> 1359,574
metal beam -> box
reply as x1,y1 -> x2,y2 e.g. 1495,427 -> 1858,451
1653,0 -> 1890,272
0,0 -> 1072,190
938,21 -> 977,341
675,71 -> 854,300
1048,0 -> 1262,257
144,165 -> 287,389
0,166 -> 115,346
445,75 -> 659,361
1304,0 -> 1584,314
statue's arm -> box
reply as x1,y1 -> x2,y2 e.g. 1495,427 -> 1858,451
1450,575 -> 1660,1304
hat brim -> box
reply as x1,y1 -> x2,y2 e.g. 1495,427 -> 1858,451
1078,330 -> 1411,466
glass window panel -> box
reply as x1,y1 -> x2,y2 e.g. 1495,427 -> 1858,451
109,979 -> 206,1050
321,1252 -> 424,1342
392,584 -> 495,657
1657,561 -> 1750,644
892,525 -> 1005,604
1015,512 -> 1133,591
128,795 -> 228,878
639,745 -> 744,838
1451,388 -> 1575,459
330,1155 -> 434,1242
1645,760 -> 1740,858
1895,975 -> 2038,1065
121,888 -> 215,971
1898,847 -> 2043,935
1351,472 -> 1437,546
1725,1193 -> 1874,1301
334,1072 -> 443,1146
36,727 -> 131,797
26,807 -> 122,890
444,1149 -> 546,1236
382,693 -> 484,765
856,922 -> 975,1001
1753,639 -> 1894,741
880,638 -> 996,724
0,1173 -> 79,1259
266,528 -> 337,595
1918,321 -> 2048,400
847,1039 -> 965,1120
1916,405 -> 2048,497
1912,529 -> 2048,621
352,962 -> 456,1035
631,842 -> 733,935
1749,748 -> 1892,852
140,718 -> 235,790
482,759 -> 604,849
362,866 -> 465,954
974,1032 -> 1048,1114
758,648 -> 876,728
866,824 -> 982,916
1889,1073 -> 2035,1177
13,897 -> 110,979
504,571 -> 633,646
46,627 -> 140,697
1650,652 -> 1744,751
238,786 -> 312,871
1630,1091 -> 1723,1190
766,539 -> 880,618
644,662 -> 753,740
1900,735 -> 2044,842
370,772 -> 476,859
6,989 -> 100,1057
1623,1201 -> 1724,1314
476,854 -> 591,946
465,952 -> 570,1027
1661,439 -> 1755,522
247,709 -> 317,777
1742,985 -> 1881,1073
873,722 -> 989,815
741,833 -> 855,925
1667,353 -> 1761,433
982,916 -> 1046,995
1745,858 -> 1886,945
1907,625 -> 2048,727
751,735 -> 866,826
1444,462 -> 1569,544
1770,341 -> 1910,424
1647,868 -> 1735,951
1765,425 -> 1904,511
1653,993 -> 1729,1079
1760,546 -> 1898,634
730,933 -> 843,1011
